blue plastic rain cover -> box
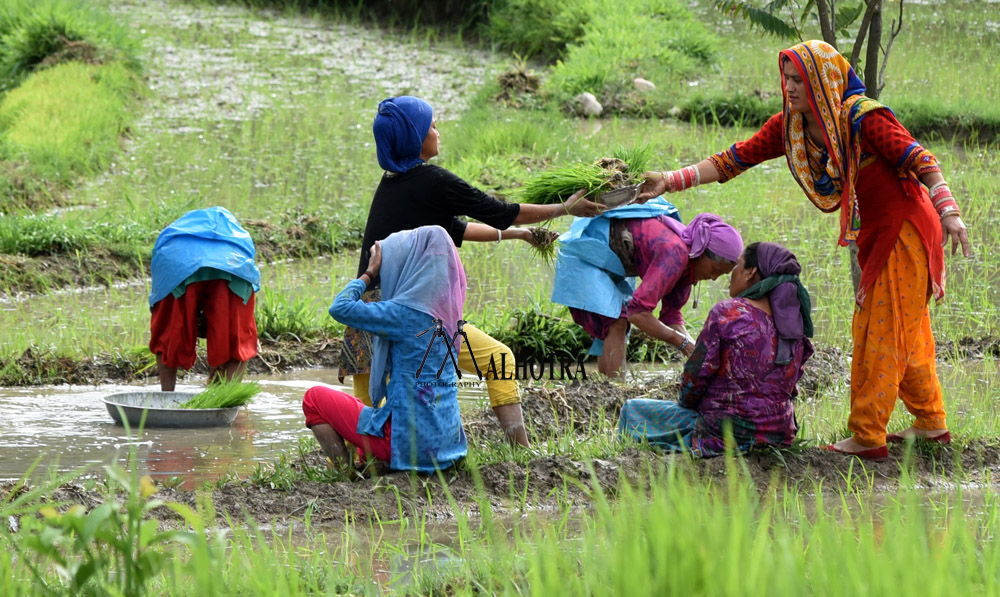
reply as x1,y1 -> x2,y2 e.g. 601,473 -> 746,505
149,206 -> 261,307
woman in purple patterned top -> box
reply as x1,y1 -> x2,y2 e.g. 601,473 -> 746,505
618,242 -> 814,456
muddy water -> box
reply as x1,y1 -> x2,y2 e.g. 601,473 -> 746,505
0,370 -> 489,489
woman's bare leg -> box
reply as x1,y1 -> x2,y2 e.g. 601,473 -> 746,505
208,359 -> 248,384
156,354 -> 178,392
310,423 -> 352,467
597,319 -> 628,377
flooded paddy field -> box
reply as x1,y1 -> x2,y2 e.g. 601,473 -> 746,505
3,0 -> 1000,592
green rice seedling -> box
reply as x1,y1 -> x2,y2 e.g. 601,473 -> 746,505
612,143 -> 654,178
519,161 -> 607,204
519,147 -> 652,205
526,225 -> 559,263
180,380 -> 261,409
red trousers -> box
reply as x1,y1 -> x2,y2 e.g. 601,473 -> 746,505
150,280 -> 258,370
302,386 -> 392,462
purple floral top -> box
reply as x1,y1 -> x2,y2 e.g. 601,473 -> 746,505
624,216 -> 693,326
680,298 -> 813,455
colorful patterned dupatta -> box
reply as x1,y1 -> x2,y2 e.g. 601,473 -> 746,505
780,40 -> 883,246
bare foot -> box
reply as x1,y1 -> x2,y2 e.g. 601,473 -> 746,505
890,426 -> 949,440
831,437 -> 883,452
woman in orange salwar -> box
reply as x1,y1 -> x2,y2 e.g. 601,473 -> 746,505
638,40 -> 971,460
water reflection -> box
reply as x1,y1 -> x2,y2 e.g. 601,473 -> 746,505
0,369 -> 490,489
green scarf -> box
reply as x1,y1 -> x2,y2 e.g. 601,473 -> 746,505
738,274 -> 814,339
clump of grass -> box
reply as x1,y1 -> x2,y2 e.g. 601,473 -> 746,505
489,302 -> 590,361
519,161 -> 606,204
527,225 -> 559,263
255,289 -> 324,341
180,380 -> 260,409
519,144 -> 653,204
612,143 -> 654,178
0,61 -> 143,183
0,0 -> 143,90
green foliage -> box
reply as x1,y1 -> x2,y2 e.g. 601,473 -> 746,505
543,0 -> 718,113
488,303 -> 590,361
678,89 -> 782,127
0,0 -> 142,91
519,144 -> 654,203
612,144 -> 654,179
483,0 -> 592,63
519,161 -> 608,204
180,380 -> 261,409
0,61 -> 143,183
12,464 -> 201,596
714,0 -> 800,39
255,289 -> 324,341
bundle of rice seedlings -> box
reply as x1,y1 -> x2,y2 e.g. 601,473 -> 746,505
180,380 -> 260,409
612,144 -> 654,179
527,225 -> 559,263
519,144 -> 653,205
519,162 -> 606,204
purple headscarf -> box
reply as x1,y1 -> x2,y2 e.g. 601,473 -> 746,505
368,226 -> 466,403
751,242 -> 813,365
661,213 -> 744,262
372,96 -> 434,173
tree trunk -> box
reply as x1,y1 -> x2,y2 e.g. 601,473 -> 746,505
816,0 -> 838,48
864,0 -> 883,100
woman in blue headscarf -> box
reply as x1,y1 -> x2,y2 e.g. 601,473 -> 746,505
304,226 -> 468,473
341,95 -> 604,449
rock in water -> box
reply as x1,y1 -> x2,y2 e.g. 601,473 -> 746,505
575,92 -> 603,116
633,77 -> 655,92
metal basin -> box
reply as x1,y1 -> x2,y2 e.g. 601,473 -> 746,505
102,391 -> 242,428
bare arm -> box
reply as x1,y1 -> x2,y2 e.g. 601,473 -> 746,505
638,160 -> 721,201
627,312 -> 695,357
513,188 -> 603,224
464,222 -> 531,243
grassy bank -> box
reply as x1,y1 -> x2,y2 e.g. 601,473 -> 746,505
0,0 -> 145,210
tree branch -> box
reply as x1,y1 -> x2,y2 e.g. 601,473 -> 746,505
849,0 -> 879,70
877,0 -> 905,97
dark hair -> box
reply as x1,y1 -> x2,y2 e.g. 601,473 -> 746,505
742,242 -> 761,271
702,249 -> 737,265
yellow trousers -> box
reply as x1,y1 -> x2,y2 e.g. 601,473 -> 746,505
849,221 -> 946,447
351,323 -> 520,408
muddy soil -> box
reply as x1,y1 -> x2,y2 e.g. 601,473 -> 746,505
6,346 -> 999,529
0,336 -> 343,386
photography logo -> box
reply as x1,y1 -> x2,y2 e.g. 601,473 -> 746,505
415,319 -> 483,380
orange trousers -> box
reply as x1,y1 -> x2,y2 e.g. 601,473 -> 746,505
849,221 -> 946,447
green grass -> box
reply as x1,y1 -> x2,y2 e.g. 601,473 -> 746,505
6,448 -> 1000,595
0,61 -> 142,182
0,0 -> 143,90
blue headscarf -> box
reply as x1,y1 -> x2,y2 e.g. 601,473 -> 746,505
372,96 -> 434,173
368,226 -> 466,404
